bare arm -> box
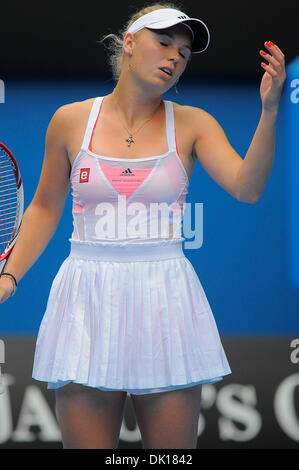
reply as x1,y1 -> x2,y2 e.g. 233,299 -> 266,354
235,42 -> 286,202
0,105 -> 72,301
192,41 -> 286,204
192,108 -> 244,200
234,108 -> 277,203
192,107 -> 275,204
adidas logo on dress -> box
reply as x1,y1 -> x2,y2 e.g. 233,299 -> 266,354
121,168 -> 135,176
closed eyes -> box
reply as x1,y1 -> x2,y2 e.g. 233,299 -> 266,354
159,41 -> 186,59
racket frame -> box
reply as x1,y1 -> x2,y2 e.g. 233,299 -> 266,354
0,142 -> 24,274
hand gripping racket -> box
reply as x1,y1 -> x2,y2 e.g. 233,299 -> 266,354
0,142 -> 24,275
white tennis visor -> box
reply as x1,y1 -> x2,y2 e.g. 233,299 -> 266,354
127,8 -> 210,54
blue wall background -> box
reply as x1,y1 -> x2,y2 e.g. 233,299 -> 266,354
0,68 -> 298,335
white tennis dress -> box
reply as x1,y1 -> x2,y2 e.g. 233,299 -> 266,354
32,96 -> 231,394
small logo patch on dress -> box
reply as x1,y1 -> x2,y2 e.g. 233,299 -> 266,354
121,168 -> 135,176
80,168 -> 90,183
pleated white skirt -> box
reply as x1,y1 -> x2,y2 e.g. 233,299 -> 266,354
32,239 -> 231,395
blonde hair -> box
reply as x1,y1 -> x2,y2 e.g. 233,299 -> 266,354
100,2 -> 186,81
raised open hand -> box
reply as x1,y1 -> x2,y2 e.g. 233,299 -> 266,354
259,41 -> 286,113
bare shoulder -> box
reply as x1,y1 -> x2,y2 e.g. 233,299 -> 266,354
50,97 -> 95,129
45,98 -> 96,153
173,103 -> 214,123
172,102 -> 217,139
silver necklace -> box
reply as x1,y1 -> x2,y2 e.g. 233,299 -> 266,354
113,95 -> 161,147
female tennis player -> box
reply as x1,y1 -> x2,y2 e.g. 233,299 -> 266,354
0,3 -> 286,449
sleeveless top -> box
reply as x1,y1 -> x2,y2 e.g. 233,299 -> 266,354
70,96 -> 189,244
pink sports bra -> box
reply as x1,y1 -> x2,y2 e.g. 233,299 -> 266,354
70,96 -> 189,244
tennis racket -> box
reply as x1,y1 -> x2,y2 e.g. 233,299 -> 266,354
0,142 -> 24,275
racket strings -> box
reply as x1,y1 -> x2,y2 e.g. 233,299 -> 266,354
0,149 -> 20,255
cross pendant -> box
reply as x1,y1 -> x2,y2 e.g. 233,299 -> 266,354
126,134 -> 134,147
